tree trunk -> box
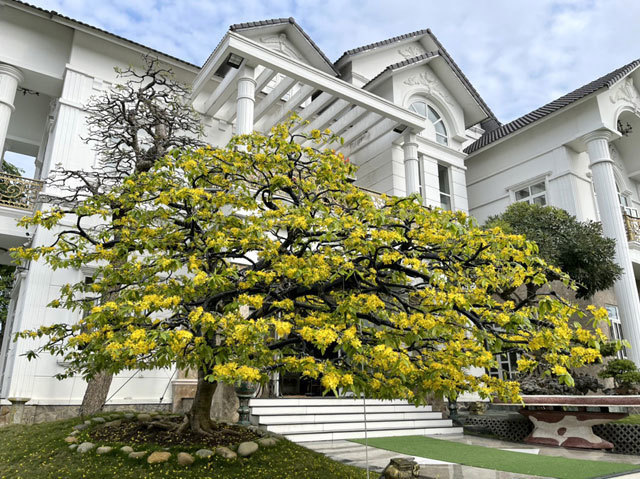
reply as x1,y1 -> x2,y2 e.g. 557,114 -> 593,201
185,368 -> 218,435
80,371 -> 113,416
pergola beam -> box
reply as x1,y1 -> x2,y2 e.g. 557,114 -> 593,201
342,118 -> 399,156
253,77 -> 297,123
258,84 -> 316,131
200,63 -> 242,117
300,99 -> 351,138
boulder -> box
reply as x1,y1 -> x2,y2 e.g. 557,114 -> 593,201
195,449 -> 214,458
73,423 -> 89,431
177,452 -> 194,466
68,444 -> 78,451
64,436 -> 78,444
92,417 -> 106,424
258,437 -> 278,447
124,413 -> 135,419
211,383 -> 239,423
70,430 -> 80,436
77,442 -> 95,454
103,420 -> 122,428
237,441 -> 259,457
120,446 -> 134,454
129,451 -> 147,459
96,446 -> 113,454
137,413 -> 152,422
147,451 -> 171,464
215,446 -> 237,459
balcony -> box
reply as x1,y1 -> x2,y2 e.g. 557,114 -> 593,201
0,172 -> 43,211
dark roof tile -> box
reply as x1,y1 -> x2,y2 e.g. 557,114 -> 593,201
230,17 -> 338,75
335,29 -> 431,65
465,59 -> 640,154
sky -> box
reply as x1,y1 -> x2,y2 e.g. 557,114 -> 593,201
25,0 -> 640,124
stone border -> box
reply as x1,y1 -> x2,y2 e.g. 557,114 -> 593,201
64,411 -> 282,467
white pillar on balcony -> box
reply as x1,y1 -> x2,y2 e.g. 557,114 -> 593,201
0,64 -> 24,157
403,132 -> 420,196
585,130 -> 640,365
236,65 -> 256,135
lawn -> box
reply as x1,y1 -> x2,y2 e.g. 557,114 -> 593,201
352,436 -> 640,479
0,417 -> 367,479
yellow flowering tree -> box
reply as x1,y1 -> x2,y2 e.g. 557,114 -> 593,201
16,119 -> 607,436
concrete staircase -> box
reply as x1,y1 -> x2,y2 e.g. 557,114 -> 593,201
249,398 -> 462,443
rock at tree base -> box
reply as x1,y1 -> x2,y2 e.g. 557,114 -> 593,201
120,446 -> 134,454
237,441 -> 259,457
103,419 -> 121,428
137,413 -> 151,421
73,424 -> 89,431
147,451 -> 171,464
124,413 -> 135,419
215,446 -> 237,459
177,452 -> 194,466
96,446 -> 113,454
91,417 -> 106,424
210,382 -> 239,423
77,442 -> 95,454
195,449 -> 213,458
258,437 -> 278,447
68,444 -> 78,450
64,436 -> 78,444
129,451 -> 147,459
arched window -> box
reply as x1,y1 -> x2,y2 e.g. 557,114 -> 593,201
408,101 -> 448,145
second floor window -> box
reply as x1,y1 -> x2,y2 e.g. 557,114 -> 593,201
438,164 -> 451,210
514,181 -> 546,206
409,101 -> 448,146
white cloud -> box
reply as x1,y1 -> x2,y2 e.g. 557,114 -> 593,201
30,0 -> 640,122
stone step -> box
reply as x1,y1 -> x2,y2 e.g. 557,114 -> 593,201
284,426 -> 464,443
267,418 -> 454,434
249,398 -> 418,407
250,404 -> 433,416
257,411 -> 443,425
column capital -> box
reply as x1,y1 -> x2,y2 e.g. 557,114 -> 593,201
0,63 -> 24,84
582,130 -> 613,145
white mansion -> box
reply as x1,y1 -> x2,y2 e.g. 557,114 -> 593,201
1,0 -> 639,415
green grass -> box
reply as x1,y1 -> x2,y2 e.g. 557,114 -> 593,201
0,417 -> 367,479
351,436 -> 640,479
614,414 -> 640,425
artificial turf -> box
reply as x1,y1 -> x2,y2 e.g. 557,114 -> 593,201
351,435 -> 640,479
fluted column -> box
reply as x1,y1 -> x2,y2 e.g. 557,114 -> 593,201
403,132 -> 420,196
236,64 -> 256,135
585,131 -> 640,365
0,64 -> 24,156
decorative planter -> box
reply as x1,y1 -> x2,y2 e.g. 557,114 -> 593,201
234,381 -> 258,425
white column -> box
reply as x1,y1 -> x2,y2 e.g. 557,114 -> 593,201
236,65 -> 256,135
0,64 -> 24,157
403,132 -> 420,196
585,131 -> 640,365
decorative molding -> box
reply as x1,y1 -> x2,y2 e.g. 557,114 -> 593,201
403,71 -> 455,107
259,34 -> 302,61
610,77 -> 640,108
397,45 -> 426,59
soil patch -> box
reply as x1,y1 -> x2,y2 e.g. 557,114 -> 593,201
88,417 -> 260,448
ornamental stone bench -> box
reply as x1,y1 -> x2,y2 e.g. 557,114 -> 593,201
501,395 -> 640,449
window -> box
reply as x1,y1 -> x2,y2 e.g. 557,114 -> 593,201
488,351 -> 519,381
514,181 -> 546,206
409,101 -> 448,145
618,188 -> 638,218
438,164 -> 451,210
605,305 -> 627,359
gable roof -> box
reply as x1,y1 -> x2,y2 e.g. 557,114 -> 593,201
335,28 -> 430,66
363,51 -> 440,89
335,28 -> 497,124
8,0 -> 199,69
230,18 -> 338,75
465,58 -> 640,155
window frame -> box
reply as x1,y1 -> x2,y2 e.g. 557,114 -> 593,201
408,100 -> 449,146
509,176 -> 549,207
605,304 -> 627,359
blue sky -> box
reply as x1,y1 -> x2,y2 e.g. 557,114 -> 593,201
30,0 -> 640,123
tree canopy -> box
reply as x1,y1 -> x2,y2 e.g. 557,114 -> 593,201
16,120 -> 607,434
486,202 -> 622,299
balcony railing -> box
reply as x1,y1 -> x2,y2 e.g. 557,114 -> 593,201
0,172 -> 43,211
